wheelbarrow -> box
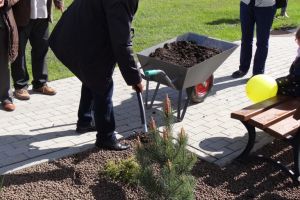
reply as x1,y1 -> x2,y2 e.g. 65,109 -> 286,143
137,32 -> 238,121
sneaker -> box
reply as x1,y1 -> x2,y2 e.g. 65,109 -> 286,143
280,12 -> 289,18
33,85 -> 57,95
14,89 -> 30,100
2,100 -> 15,112
232,70 -> 247,79
76,124 -> 96,134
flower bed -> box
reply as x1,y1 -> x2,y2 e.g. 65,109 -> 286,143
1,137 -> 300,200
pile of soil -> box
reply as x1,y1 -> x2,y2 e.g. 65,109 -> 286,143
149,41 -> 222,68
1,137 -> 300,200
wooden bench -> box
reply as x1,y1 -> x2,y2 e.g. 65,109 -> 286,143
231,96 -> 300,184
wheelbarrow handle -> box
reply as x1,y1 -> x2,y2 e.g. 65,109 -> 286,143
136,91 -> 148,133
144,69 -> 176,89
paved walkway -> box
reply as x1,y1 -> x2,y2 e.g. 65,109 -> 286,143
0,32 -> 297,174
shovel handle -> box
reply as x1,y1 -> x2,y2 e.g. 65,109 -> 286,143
136,91 -> 148,133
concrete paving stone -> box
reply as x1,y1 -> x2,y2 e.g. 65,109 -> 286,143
0,151 -> 8,160
0,144 -> 15,154
4,123 -> 31,132
0,136 -> 19,145
69,136 -> 95,146
212,147 -> 235,159
214,150 -> 242,167
227,140 -> 246,151
30,140 -> 57,149
10,138 -> 38,149
52,135 -> 79,143
0,154 -> 29,168
206,138 -> 231,150
205,126 -> 226,135
5,145 -> 32,156
48,141 -> 76,149
24,148 -> 56,158
187,146 -> 217,163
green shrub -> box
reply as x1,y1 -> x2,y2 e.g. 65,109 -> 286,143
136,95 -> 197,200
101,157 -> 140,185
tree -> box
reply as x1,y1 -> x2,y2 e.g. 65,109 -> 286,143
136,95 -> 197,200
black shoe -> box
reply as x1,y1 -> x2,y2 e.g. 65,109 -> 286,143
232,70 -> 247,78
95,140 -> 130,151
76,124 -> 96,134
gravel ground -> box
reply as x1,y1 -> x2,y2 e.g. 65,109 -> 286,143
1,137 -> 300,200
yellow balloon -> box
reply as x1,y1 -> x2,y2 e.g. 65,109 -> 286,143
246,74 -> 278,103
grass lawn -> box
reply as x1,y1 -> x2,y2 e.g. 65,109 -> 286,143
26,0 -> 300,82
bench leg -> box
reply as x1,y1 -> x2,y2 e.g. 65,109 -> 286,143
236,122 -> 256,160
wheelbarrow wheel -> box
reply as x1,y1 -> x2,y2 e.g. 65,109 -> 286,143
190,75 -> 214,103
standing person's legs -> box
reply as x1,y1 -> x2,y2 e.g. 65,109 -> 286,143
11,24 -> 31,100
280,0 -> 288,17
29,19 -> 49,89
253,5 -> 276,75
0,28 -> 15,111
232,1 -> 255,78
93,80 -> 129,150
76,84 -> 95,133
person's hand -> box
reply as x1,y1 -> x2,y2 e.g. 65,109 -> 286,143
55,1 -> 64,12
0,0 -> 4,8
132,82 -> 144,93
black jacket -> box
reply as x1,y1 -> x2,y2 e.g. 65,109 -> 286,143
49,0 -> 141,94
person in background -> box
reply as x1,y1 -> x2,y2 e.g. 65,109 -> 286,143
280,0 -> 288,17
0,0 -> 19,111
276,28 -> 300,96
10,0 -> 64,101
232,0 -> 276,78
49,0 -> 143,150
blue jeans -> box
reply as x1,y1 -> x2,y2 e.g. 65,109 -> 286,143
239,1 -> 276,75
78,81 -> 116,142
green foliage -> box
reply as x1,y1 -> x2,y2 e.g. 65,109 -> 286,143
136,96 -> 197,200
101,157 -> 140,185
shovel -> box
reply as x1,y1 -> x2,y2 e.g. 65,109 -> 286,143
136,91 -> 148,133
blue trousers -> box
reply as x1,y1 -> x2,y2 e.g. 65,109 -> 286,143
78,81 -> 116,142
239,1 -> 276,75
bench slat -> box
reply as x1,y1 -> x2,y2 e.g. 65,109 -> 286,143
231,96 -> 289,121
249,99 -> 300,129
265,115 -> 300,139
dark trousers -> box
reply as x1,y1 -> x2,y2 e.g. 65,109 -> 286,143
239,1 -> 276,75
78,82 -> 116,142
77,84 -> 94,127
0,27 -> 12,103
11,19 -> 49,89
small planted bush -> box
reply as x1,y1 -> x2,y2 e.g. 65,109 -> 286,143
135,95 -> 197,200
101,157 -> 140,185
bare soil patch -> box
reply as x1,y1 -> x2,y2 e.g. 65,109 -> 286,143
1,137 -> 300,200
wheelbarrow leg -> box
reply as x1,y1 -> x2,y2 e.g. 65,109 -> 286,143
177,90 -> 183,121
145,79 -> 160,109
177,87 -> 192,122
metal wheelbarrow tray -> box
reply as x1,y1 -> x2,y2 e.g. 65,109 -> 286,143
137,32 -> 238,121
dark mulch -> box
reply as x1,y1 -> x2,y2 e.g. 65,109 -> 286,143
1,137 -> 300,200
149,41 -> 222,68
